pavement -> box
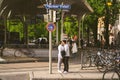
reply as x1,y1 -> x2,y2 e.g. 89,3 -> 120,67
0,47 -> 119,80
0,56 -> 104,80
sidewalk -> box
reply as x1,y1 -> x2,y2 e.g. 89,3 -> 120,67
0,56 -> 104,80
32,64 -> 103,80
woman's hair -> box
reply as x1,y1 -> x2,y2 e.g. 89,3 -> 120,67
59,41 -> 62,44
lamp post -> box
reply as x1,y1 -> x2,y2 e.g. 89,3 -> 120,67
81,14 -> 86,39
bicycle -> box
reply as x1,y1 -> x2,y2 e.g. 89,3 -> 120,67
81,49 -> 96,69
94,49 -> 114,72
102,56 -> 120,80
14,48 -> 35,58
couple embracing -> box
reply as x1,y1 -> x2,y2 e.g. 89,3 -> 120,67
58,40 -> 70,73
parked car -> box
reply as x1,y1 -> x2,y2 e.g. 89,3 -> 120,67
0,41 -> 3,48
35,37 -> 48,44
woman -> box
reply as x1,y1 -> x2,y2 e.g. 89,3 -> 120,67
71,41 -> 78,58
57,41 -> 64,73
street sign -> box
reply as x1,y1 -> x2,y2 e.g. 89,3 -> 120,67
45,4 -> 71,10
46,22 -> 56,32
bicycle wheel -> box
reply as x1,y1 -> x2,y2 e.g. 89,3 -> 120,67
102,69 -> 120,80
97,65 -> 107,72
89,54 -> 96,67
94,56 -> 107,72
14,50 -> 22,57
83,54 -> 89,66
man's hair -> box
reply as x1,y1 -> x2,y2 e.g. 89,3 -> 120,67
62,40 -> 66,44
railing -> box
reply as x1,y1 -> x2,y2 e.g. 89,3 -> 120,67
4,44 -> 58,49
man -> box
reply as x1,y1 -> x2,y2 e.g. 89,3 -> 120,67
62,40 -> 70,73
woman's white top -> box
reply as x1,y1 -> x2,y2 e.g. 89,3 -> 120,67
58,44 -> 64,59
72,43 -> 78,54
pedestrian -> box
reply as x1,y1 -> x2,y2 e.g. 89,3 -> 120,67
68,37 -> 72,54
110,38 -> 114,49
80,38 -> 84,49
62,40 -> 70,73
71,41 -> 78,58
57,41 -> 64,73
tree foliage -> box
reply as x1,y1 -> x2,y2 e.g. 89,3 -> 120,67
86,0 -> 119,46
86,0 -> 105,41
8,19 -> 48,41
64,16 -> 78,37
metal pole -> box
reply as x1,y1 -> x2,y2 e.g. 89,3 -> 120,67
4,17 -> 7,45
49,30 -> 52,74
78,17 -> 81,48
56,22 -> 59,44
48,0 -> 53,74
81,14 -> 86,39
61,11 -> 64,40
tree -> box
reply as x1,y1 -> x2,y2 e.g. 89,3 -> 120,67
86,0 -> 119,47
85,0 -> 105,46
64,16 -> 78,37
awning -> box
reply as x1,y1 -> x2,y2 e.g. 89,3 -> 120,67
0,0 -> 93,18
55,0 -> 93,15
0,0 -> 46,17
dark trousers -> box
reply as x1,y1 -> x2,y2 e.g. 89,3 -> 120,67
63,57 -> 69,72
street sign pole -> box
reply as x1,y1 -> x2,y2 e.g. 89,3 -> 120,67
45,0 -> 71,74
46,23 -> 56,74
49,27 -> 52,74
48,0 -> 52,74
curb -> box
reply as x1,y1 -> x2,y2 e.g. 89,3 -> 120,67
33,78 -> 102,80
0,57 -> 52,64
